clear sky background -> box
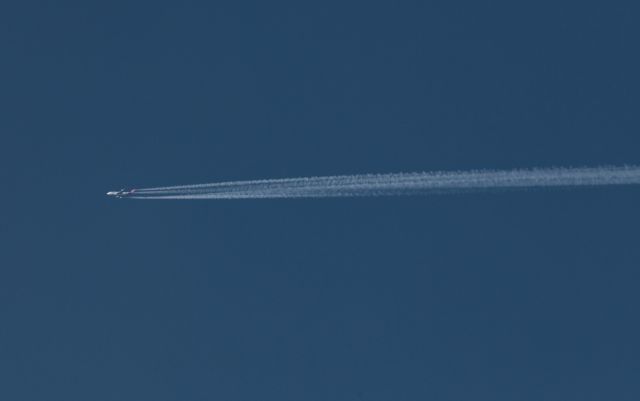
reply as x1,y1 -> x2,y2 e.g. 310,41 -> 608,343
2,1 -> 639,400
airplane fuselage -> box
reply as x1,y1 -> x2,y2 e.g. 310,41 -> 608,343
106,189 -> 135,198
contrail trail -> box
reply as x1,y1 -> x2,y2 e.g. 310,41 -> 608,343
117,166 -> 640,200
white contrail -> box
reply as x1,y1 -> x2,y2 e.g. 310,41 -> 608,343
123,166 -> 640,200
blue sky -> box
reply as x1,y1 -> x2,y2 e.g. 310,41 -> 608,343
2,1 -> 640,400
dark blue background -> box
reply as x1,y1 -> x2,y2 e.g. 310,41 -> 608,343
2,2 -> 639,400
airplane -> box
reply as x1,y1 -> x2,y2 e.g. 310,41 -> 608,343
106,189 -> 136,198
